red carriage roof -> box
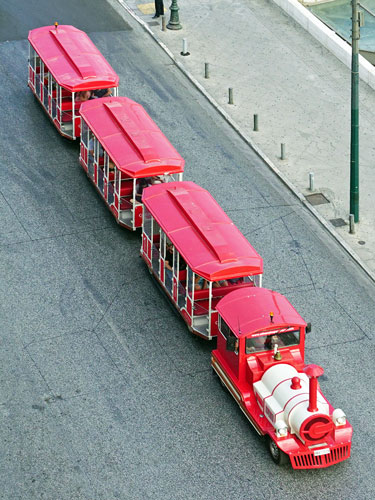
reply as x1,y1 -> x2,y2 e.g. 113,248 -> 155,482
216,287 -> 306,338
79,97 -> 185,177
28,25 -> 119,92
142,181 -> 263,280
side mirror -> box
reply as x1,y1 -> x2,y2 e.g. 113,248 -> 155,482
226,336 -> 237,352
306,322 -> 312,334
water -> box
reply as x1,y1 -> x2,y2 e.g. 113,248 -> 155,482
309,0 -> 375,52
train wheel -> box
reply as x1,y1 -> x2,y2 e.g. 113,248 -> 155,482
267,437 -> 289,466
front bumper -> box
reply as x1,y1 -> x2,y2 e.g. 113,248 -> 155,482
290,442 -> 351,469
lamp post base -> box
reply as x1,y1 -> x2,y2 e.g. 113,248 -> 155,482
167,0 -> 182,30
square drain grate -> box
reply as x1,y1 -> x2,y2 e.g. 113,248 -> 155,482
305,193 -> 330,206
329,218 -> 347,227
148,21 -> 159,26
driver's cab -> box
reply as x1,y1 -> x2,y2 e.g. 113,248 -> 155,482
214,288 -> 310,386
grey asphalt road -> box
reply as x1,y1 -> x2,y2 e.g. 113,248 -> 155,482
0,1 -> 374,499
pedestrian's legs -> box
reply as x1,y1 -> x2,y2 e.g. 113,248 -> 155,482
154,0 -> 164,17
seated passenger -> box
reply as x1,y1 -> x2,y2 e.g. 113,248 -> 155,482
264,334 -> 284,351
213,280 -> 228,288
88,135 -> 104,160
165,242 -> 173,272
92,88 -> 112,98
133,176 -> 162,203
228,277 -> 243,285
195,275 -> 208,290
75,90 -> 92,102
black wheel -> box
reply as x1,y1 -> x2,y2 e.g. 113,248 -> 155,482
267,437 -> 289,466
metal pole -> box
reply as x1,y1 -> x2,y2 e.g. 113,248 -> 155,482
181,38 -> 190,56
161,16 -> 166,31
253,114 -> 258,131
281,143 -> 286,160
309,172 -> 314,191
228,88 -> 233,105
204,62 -> 209,79
349,214 -> 355,233
350,0 -> 360,222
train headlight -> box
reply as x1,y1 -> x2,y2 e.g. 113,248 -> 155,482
275,421 -> 288,438
332,408 -> 346,426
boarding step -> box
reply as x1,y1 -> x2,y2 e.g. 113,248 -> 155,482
118,210 -> 132,223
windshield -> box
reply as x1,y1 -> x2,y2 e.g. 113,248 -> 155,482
245,329 -> 300,354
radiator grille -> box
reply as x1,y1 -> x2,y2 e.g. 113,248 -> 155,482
290,443 -> 351,469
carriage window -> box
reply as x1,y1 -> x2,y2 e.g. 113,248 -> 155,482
81,120 -> 89,147
94,137 -> 100,163
187,268 -> 193,296
143,208 -> 152,237
253,274 -> 262,287
152,219 -> 161,240
245,330 -> 300,354
29,45 -> 36,69
219,317 -> 232,340
173,248 -> 178,275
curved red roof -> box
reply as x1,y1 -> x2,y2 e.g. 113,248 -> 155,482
80,97 -> 184,177
216,288 -> 306,338
142,181 -> 263,280
28,25 -> 119,92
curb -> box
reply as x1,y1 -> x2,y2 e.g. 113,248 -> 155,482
116,0 -> 375,285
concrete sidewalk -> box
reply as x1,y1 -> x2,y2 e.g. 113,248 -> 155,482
119,0 -> 375,278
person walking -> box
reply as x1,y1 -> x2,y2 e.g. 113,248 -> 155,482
153,0 -> 164,18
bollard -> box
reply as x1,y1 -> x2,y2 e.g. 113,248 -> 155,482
228,88 -> 234,105
309,172 -> 314,191
281,143 -> 286,160
181,38 -> 190,56
253,114 -> 258,132
204,62 -> 210,79
349,214 -> 355,234
161,16 -> 166,31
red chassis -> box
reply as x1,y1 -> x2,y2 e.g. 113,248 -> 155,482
212,287 -> 352,469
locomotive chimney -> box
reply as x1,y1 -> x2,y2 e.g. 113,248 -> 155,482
304,364 -> 324,412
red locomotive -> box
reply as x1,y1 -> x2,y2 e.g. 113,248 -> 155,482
212,287 -> 352,468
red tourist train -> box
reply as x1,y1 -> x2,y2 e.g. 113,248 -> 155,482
27,25 -> 353,469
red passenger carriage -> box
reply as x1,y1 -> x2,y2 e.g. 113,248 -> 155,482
79,97 -> 184,230
28,24 -> 119,139
212,287 -> 352,468
141,181 -> 263,339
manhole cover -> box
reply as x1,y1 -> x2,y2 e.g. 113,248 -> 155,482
148,21 -> 159,26
358,241 -> 366,245
329,218 -> 347,227
305,193 -> 330,206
